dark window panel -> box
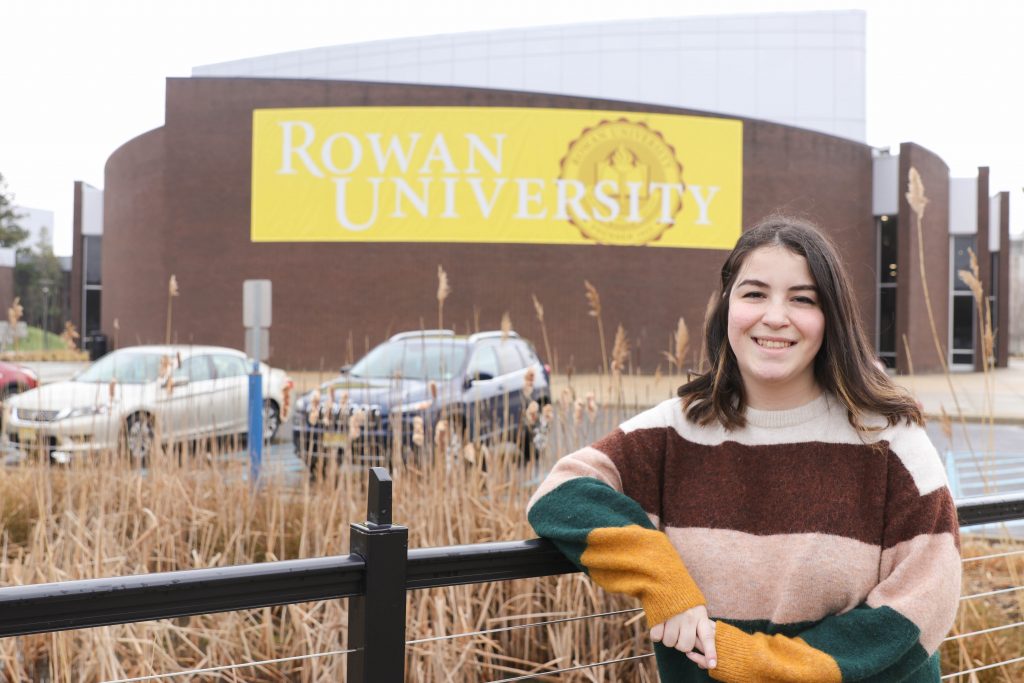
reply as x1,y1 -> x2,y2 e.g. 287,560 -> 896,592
878,287 -> 896,355
952,236 -> 975,292
952,294 -> 975,351
879,218 -> 898,284
85,236 -> 102,285
85,289 -> 101,335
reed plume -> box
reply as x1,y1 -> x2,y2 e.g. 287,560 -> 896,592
437,265 -> 451,329
500,311 -> 512,342
531,294 -> 554,371
584,280 -> 608,375
166,275 -> 179,345
662,317 -> 689,379
610,324 -> 630,393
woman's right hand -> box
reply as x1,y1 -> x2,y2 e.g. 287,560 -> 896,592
649,605 -> 717,669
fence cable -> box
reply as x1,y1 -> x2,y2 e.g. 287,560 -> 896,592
99,647 -> 357,683
944,619 -> 1024,642
407,607 -> 643,646
483,652 -> 655,682
961,548 -> 1024,563
940,655 -> 1024,680
959,584 -> 1024,601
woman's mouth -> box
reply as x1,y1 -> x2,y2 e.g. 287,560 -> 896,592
754,337 -> 796,349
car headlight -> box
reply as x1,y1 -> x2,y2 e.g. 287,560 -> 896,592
394,399 -> 433,413
57,405 -> 110,420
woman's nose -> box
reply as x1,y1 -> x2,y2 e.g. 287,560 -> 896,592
761,300 -> 790,327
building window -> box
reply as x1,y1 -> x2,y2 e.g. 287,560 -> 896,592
876,216 -> 897,368
950,236 -> 975,368
85,235 -> 102,285
85,289 -> 101,335
989,252 -> 998,362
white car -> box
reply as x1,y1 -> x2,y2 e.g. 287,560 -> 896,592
3,345 -> 291,464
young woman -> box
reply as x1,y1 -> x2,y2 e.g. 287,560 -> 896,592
528,216 -> 961,682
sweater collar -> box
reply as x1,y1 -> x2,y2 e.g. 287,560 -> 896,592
744,392 -> 832,429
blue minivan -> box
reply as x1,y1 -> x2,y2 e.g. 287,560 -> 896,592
292,330 -> 551,471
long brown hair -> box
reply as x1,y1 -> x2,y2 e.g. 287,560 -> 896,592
678,215 -> 923,433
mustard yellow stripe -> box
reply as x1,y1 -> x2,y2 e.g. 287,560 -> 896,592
582,525 -> 705,626
710,622 -> 842,683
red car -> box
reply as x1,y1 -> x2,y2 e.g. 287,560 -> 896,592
0,361 -> 38,399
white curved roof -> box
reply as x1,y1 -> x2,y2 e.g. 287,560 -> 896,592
193,11 -> 865,142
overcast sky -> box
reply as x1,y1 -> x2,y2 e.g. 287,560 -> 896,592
3,0 -> 1022,256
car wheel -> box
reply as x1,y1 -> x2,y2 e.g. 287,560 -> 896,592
263,400 -> 281,441
123,413 -> 155,466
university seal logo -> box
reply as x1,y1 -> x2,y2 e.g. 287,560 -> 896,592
559,118 -> 685,245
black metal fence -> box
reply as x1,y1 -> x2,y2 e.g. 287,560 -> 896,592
0,467 -> 1022,681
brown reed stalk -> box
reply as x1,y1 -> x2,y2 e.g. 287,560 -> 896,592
583,280 -> 608,376
610,324 -> 630,398
906,167 -> 976,458
662,317 -> 690,385
500,311 -> 512,343
531,294 -> 554,372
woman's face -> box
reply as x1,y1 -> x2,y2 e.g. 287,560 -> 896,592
726,246 -> 825,409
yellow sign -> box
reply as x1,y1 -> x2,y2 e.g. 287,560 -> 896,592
251,107 -> 742,248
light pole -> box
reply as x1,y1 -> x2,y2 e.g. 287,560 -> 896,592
40,280 -> 51,350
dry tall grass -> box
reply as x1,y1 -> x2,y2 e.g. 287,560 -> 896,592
0,402 -> 665,682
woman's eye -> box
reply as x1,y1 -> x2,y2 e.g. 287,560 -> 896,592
743,291 -> 765,299
793,296 -> 817,305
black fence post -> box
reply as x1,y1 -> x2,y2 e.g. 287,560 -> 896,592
347,467 -> 409,683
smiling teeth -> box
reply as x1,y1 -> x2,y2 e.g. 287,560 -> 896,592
756,339 -> 794,349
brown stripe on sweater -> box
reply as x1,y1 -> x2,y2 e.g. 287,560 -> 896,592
882,465 -> 960,550
660,432 -> 890,544
591,428 -> 667,520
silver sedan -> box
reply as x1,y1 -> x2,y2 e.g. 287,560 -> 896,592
3,345 -> 291,464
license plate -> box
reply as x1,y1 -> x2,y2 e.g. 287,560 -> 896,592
18,428 -> 37,445
323,432 -> 348,449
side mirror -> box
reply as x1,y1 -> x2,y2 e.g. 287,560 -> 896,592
340,364 -> 353,374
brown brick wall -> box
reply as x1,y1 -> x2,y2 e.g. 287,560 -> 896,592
102,128 -> 167,352
103,78 -> 875,371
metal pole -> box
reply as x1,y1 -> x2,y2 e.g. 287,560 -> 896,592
347,467 -> 408,683
41,285 -> 50,349
248,359 -> 263,484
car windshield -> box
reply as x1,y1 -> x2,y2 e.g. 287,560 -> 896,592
349,340 -> 468,380
75,351 -> 166,384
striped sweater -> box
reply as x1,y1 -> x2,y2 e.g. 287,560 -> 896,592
527,393 -> 961,682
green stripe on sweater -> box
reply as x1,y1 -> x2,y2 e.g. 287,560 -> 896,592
528,477 -> 656,569
799,604 -> 925,680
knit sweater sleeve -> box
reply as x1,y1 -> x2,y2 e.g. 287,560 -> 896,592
709,424 -> 961,683
526,399 -> 706,626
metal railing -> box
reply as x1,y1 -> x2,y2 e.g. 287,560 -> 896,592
0,467 -> 1022,681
